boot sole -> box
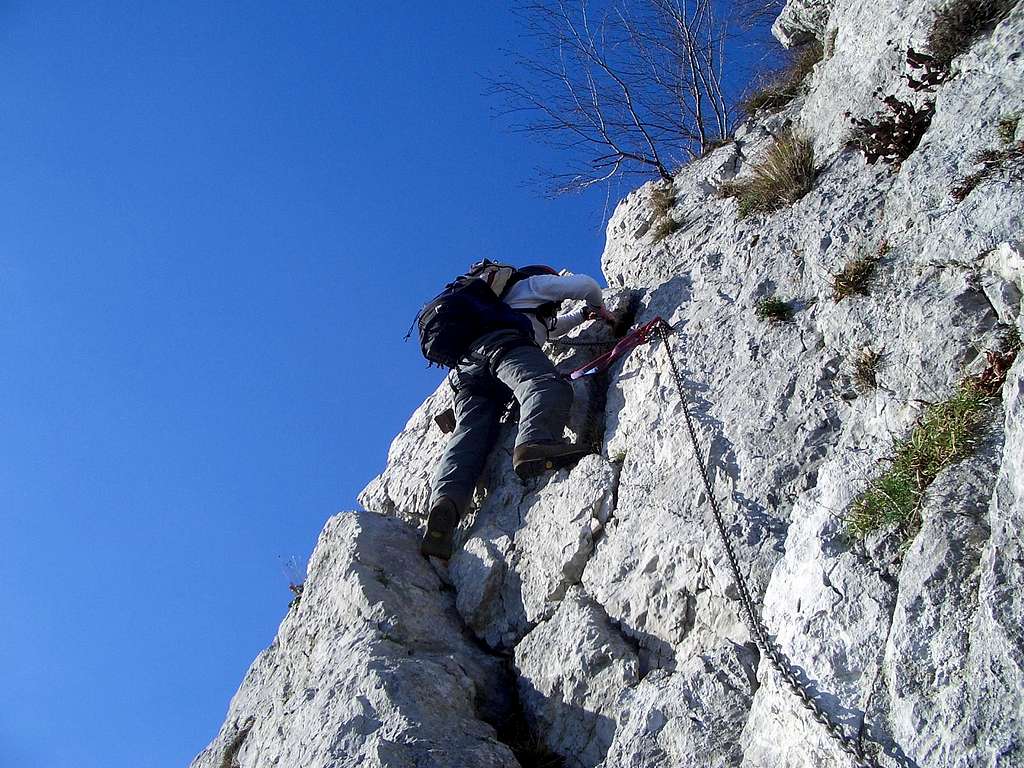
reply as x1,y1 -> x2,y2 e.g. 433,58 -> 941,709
514,451 -> 589,480
420,503 -> 457,560
420,531 -> 453,560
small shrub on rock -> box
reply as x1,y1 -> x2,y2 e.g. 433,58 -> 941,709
927,0 -> 1019,70
755,296 -> 793,322
847,95 -> 935,166
997,113 -> 1020,144
719,130 -> 816,217
740,43 -> 823,116
965,347 -> 1018,395
852,347 -> 882,391
904,48 -> 951,92
650,216 -> 682,243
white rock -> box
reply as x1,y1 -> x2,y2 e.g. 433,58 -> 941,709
599,642 -> 757,768
773,0 -> 834,48
451,454 -> 618,648
189,512 -> 517,768
515,587 -> 640,768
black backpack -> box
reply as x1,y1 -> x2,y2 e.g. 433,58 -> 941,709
413,260 -> 534,368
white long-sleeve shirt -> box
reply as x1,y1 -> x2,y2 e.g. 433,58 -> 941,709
502,273 -> 604,344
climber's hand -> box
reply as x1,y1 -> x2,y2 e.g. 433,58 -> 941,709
584,306 -> 615,324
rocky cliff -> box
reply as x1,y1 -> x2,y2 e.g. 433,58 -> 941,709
192,1 -> 1024,766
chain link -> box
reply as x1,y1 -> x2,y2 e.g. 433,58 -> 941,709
653,322 -> 881,768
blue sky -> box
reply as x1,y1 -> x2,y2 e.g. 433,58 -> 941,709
0,3 -> 769,766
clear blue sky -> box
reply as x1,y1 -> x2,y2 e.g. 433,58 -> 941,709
0,3 -> 768,767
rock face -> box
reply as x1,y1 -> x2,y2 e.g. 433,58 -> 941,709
189,513 -> 518,768
194,1 -> 1024,767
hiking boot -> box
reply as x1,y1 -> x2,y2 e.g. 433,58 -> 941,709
513,441 -> 593,480
420,497 -> 459,560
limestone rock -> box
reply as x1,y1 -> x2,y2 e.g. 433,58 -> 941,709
600,642 -> 757,768
514,588 -> 640,768
871,426 -> 1006,766
189,512 -> 517,768
452,454 -> 618,649
773,0 -> 834,48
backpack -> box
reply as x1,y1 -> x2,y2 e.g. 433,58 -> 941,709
413,260 -> 535,368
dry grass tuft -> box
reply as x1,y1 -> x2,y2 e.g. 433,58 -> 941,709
831,256 -> 878,300
997,113 -> 1020,145
719,130 -> 816,218
927,0 -> 1019,69
741,43 -> 823,115
650,182 -> 676,218
951,140 -> 1024,202
500,721 -> 565,768
648,181 -> 681,242
651,216 -> 682,243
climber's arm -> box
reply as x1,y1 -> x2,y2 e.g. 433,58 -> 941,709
549,307 -> 588,338
507,274 -> 604,308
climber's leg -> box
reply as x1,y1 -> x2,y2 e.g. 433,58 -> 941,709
429,336 -> 513,514
430,382 -> 501,514
424,344 -> 508,559
489,340 -> 590,477
492,340 -> 574,447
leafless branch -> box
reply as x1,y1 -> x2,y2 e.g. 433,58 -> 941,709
489,0 -> 740,193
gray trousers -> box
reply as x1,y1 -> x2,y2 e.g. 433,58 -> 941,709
430,329 -> 574,512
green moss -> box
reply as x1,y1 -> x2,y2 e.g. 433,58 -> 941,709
755,296 -> 793,322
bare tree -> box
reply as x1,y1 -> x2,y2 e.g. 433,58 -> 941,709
620,0 -> 732,155
490,0 -> 736,194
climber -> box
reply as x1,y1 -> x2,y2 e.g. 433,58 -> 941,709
421,265 -> 616,560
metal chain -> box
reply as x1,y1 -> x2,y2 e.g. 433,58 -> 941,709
653,322 -> 882,768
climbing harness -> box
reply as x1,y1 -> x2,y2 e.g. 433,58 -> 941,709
571,317 -> 882,768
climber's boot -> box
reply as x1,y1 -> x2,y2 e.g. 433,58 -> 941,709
420,496 -> 459,560
513,441 -> 593,480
